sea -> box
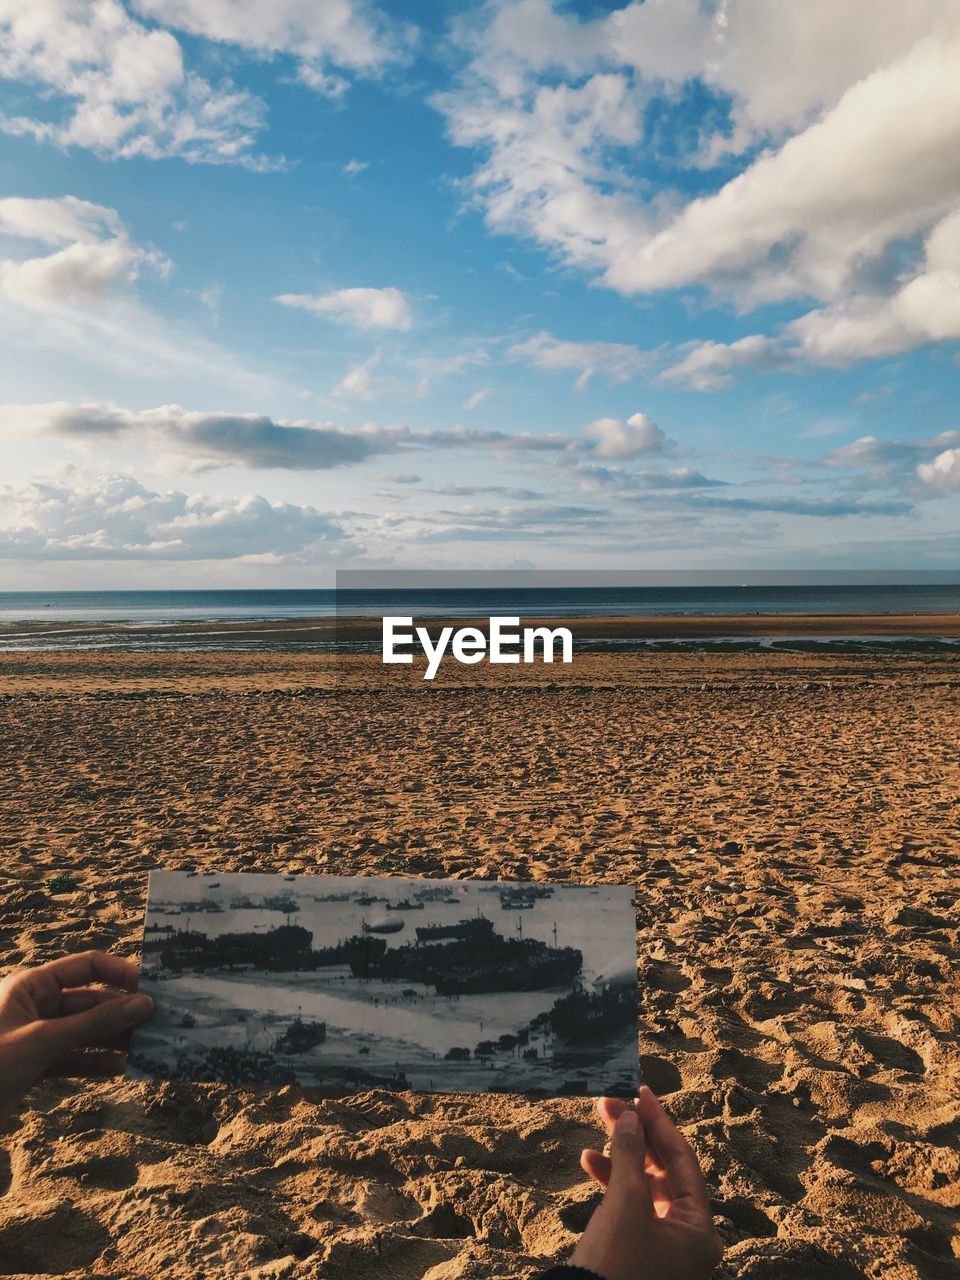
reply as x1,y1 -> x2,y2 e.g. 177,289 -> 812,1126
0,584 -> 958,652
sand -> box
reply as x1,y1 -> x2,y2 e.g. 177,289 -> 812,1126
0,646 -> 958,1279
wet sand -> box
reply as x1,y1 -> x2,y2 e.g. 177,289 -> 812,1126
1,610 -> 959,653
0,646 -> 958,1278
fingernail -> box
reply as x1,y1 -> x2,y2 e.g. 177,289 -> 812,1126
122,994 -> 153,1022
615,1108 -> 639,1134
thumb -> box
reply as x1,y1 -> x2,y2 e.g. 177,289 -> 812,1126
42,993 -> 154,1056
606,1106 -> 653,1211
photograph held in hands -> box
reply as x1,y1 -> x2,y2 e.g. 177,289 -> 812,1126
128,870 -> 639,1097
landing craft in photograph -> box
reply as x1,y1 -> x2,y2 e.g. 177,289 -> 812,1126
128,870 -> 639,1097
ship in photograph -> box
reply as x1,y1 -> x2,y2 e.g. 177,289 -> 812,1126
128,870 -> 639,1097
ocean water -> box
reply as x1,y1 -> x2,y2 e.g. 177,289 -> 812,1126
0,585 -> 957,652
2,583 -> 960,623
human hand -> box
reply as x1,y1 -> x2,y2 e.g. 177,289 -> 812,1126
0,951 -> 153,1114
570,1087 -> 723,1280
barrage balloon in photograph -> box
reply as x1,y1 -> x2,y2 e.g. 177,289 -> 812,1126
128,871 -> 638,1097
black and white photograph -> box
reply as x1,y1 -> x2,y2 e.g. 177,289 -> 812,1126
128,871 -> 638,1097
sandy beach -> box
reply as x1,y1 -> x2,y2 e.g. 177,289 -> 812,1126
0,641 -> 958,1278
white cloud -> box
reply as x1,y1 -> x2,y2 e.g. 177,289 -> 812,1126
0,399 -> 601,471
659,205 -> 960,380
0,195 -> 269,389
275,286 -> 413,330
5,401 -> 389,471
464,388 -> 492,410
609,32 -> 960,304
0,195 -> 166,308
697,1 -> 956,151
507,331 -> 654,388
584,412 -> 667,459
826,431 -> 960,491
134,1 -> 407,97
0,472 -> 345,561
437,66 -> 648,284
0,0 -> 404,166
438,2 -> 960,365
334,354 -> 386,400
331,352 -> 428,401
0,0 -> 269,166
660,335 -> 790,390
0,194 -> 123,245
342,158 -> 369,176
787,208 -> 960,362
917,447 -> 960,493
571,463 -> 724,492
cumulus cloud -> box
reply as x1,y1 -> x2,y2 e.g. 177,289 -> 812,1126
584,412 -> 667,459
825,431 -> 960,495
275,286 -> 413,330
0,0 -> 404,166
0,195 -> 123,245
0,473 -> 345,561
437,1 -> 960,367
0,0 -> 269,166
917,448 -> 960,493
507,331 -> 655,388
603,32 -> 960,304
787,207 -> 960,362
660,205 -> 960,379
134,1 -> 407,97
0,195 -> 167,309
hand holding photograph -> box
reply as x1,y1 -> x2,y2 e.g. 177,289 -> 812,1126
128,872 -> 639,1097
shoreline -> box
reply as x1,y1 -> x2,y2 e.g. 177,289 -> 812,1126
0,609 -> 958,651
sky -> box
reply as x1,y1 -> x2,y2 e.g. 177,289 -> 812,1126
0,0 -> 959,587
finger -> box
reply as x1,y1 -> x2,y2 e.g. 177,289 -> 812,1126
606,1107 -> 653,1215
46,1049 -> 127,1079
59,988 -> 127,1016
581,1149 -> 667,1198
580,1146 -> 612,1186
58,991 -> 138,1047
635,1086 -> 711,1214
595,1095 -> 629,1136
39,992 -> 153,1058
586,1098 -> 666,1188
31,952 -> 140,994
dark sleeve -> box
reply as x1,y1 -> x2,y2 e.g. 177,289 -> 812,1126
537,1267 -> 606,1280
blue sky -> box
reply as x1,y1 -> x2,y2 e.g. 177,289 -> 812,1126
1,0 -> 958,585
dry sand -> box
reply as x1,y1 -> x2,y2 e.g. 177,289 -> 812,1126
0,647 -> 957,1279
